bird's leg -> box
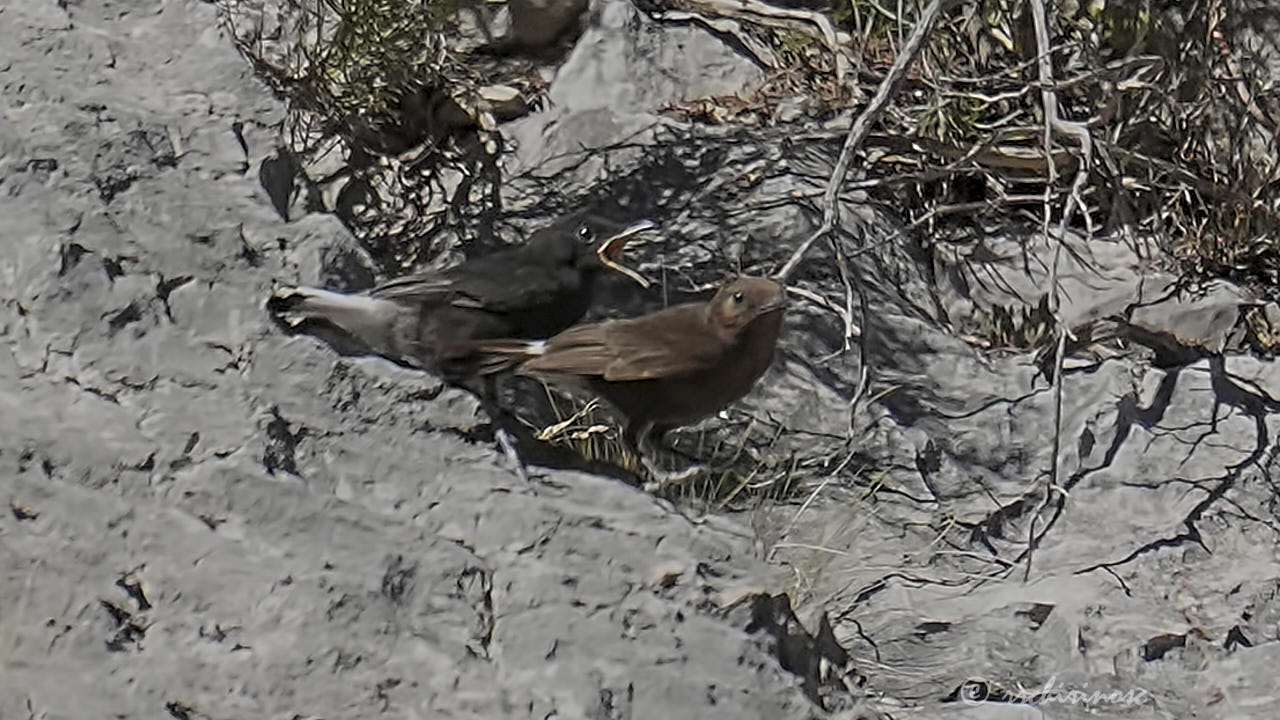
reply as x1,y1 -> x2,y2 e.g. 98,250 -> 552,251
478,373 -> 532,483
625,421 -> 707,493
480,372 -> 500,405
495,426 -> 530,483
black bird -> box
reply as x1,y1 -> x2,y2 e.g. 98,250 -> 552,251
473,276 -> 787,487
268,219 -> 656,379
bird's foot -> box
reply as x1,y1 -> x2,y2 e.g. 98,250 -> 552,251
495,428 -> 531,483
641,461 -> 708,494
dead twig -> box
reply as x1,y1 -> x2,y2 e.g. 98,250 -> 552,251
685,0 -> 849,83
771,0 -> 949,438
1023,0 -> 1094,584
774,0 -> 952,283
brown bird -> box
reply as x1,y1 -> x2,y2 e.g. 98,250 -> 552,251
473,276 -> 788,487
268,219 -> 656,380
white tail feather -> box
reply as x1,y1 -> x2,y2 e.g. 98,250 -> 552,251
465,338 -> 549,376
271,286 -> 383,326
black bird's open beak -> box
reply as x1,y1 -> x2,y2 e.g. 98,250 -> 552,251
596,220 -> 656,288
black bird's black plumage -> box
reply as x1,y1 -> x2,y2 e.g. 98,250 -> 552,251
268,219 -> 655,380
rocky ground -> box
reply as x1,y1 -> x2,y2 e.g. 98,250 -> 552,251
4,0 -> 1280,719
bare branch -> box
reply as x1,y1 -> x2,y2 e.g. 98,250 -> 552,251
774,0 -> 952,283
1024,0 -> 1096,583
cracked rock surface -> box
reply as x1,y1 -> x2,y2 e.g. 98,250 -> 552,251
5,0 -> 1280,718
0,1 -> 815,718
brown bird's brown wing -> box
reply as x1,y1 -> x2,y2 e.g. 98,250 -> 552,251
523,303 -> 725,381
516,324 -> 614,376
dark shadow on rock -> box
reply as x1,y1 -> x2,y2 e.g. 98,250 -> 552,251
263,304 -> 387,363
259,147 -> 302,222
731,592 -> 861,712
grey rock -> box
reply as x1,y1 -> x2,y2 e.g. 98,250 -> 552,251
0,1 -> 819,718
7,0 -> 1280,717
479,84 -> 530,121
1127,279 -> 1252,355
487,10 -> 1280,714
504,0 -> 764,174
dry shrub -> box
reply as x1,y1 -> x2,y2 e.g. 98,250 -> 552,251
835,0 -> 1280,292
216,0 -> 509,272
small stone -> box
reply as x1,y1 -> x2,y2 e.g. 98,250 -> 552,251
10,500 -> 39,521
478,85 -> 528,121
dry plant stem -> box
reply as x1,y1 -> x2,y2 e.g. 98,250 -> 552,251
1023,0 -> 1094,583
844,253 -> 872,417
768,476 -> 836,562
775,0 -> 950,283
766,0 -> 947,557
786,286 -> 860,339
685,0 -> 848,82
772,0 -> 946,426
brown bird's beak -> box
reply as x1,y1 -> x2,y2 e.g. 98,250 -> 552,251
595,220 -> 656,288
760,287 -> 789,314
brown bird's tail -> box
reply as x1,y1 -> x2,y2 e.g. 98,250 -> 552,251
459,338 -> 548,376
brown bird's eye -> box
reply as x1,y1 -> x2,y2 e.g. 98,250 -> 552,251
733,291 -> 745,304
576,225 -> 594,242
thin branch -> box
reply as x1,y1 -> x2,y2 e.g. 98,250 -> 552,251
683,0 -> 849,83
774,0 -> 952,283
1023,0 -> 1095,584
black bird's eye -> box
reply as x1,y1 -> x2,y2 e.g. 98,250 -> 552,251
576,225 -> 594,243
732,291 -> 745,304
